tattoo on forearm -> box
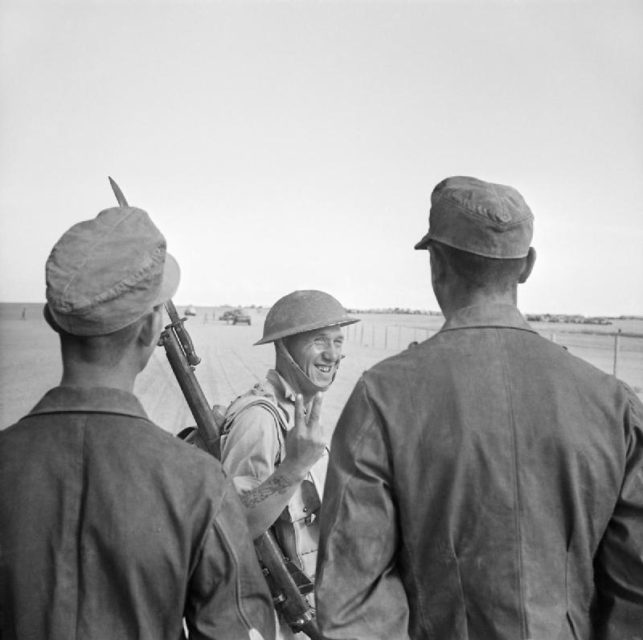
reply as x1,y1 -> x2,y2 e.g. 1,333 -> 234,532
240,474 -> 293,508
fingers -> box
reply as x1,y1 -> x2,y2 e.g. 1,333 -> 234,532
294,393 -> 324,430
308,392 -> 323,427
295,394 -> 306,429
288,393 -> 326,468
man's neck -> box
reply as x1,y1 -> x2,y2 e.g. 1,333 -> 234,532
60,363 -> 137,393
440,288 -> 518,321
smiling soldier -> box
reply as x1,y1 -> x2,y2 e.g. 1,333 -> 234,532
220,290 -> 359,639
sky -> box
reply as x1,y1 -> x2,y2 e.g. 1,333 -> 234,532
1,0 -> 641,316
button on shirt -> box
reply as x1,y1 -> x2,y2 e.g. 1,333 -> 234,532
0,386 -> 274,640
316,304 -> 643,640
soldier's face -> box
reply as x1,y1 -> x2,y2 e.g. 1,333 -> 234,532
286,326 -> 345,387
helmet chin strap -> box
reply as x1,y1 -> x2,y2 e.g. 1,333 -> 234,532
275,339 -> 337,397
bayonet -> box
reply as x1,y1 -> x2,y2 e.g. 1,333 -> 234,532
108,176 -> 129,207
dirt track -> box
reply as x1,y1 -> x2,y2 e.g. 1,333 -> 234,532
138,310 -> 383,437
0,307 -> 373,437
2,304 -> 641,433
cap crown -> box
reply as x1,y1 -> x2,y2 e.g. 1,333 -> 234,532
415,176 -> 533,258
46,207 -> 178,336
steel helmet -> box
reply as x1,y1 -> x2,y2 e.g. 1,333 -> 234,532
255,290 -> 359,345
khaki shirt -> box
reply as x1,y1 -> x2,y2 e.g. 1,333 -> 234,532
221,370 -> 327,640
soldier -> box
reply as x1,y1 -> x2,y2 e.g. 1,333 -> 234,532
0,198 -> 274,640
220,290 -> 359,639
315,176 -> 643,639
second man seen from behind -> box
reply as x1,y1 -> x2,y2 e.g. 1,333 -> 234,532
315,176 -> 643,640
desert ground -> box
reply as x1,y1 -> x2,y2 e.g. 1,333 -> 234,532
1,303 -> 641,434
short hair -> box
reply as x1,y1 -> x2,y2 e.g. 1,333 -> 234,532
429,240 -> 527,291
59,309 -> 155,366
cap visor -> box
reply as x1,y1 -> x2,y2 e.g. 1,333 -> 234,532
153,252 -> 181,306
43,304 -> 63,333
414,232 -> 431,250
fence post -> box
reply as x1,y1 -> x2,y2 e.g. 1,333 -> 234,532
613,330 -> 621,376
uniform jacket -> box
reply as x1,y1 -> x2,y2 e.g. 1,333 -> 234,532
0,386 -> 274,640
315,304 -> 643,640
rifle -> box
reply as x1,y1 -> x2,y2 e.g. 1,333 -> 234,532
159,301 -> 323,639
105,179 -> 322,639
160,300 -> 223,457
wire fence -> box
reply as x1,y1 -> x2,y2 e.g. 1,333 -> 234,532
344,322 -> 643,394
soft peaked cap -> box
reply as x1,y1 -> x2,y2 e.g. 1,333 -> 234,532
414,176 -> 534,258
45,206 -> 180,336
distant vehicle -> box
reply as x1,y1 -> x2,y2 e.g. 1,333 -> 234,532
184,305 -> 197,316
232,311 -> 251,325
219,309 -> 236,322
220,308 -> 251,325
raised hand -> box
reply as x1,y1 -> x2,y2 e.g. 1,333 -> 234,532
284,392 -> 325,475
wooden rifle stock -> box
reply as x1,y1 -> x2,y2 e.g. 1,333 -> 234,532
159,301 -> 322,639
159,301 -> 221,456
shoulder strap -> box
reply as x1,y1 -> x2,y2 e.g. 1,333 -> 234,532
221,396 -> 289,466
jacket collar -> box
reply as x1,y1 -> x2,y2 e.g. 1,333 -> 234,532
28,386 -> 150,421
440,303 -> 536,333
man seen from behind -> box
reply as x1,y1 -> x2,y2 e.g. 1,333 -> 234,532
0,192 -> 274,640
315,176 -> 643,639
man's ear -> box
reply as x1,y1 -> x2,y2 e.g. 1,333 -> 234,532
138,307 -> 163,347
518,247 -> 536,284
428,244 -> 445,285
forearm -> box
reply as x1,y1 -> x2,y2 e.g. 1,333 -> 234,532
240,459 -> 307,539
222,394 -> 326,539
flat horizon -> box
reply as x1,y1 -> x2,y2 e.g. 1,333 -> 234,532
2,301 -> 641,321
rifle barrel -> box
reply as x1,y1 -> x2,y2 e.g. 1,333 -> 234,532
159,318 -> 219,452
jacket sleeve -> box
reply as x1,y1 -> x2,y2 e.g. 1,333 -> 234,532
315,377 -> 410,640
594,387 -> 643,639
184,480 -> 275,640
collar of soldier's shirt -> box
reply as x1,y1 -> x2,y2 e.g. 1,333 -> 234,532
440,303 -> 537,333
266,368 -> 299,430
27,385 -> 150,420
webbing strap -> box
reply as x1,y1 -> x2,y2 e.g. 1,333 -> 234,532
222,396 -> 289,465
